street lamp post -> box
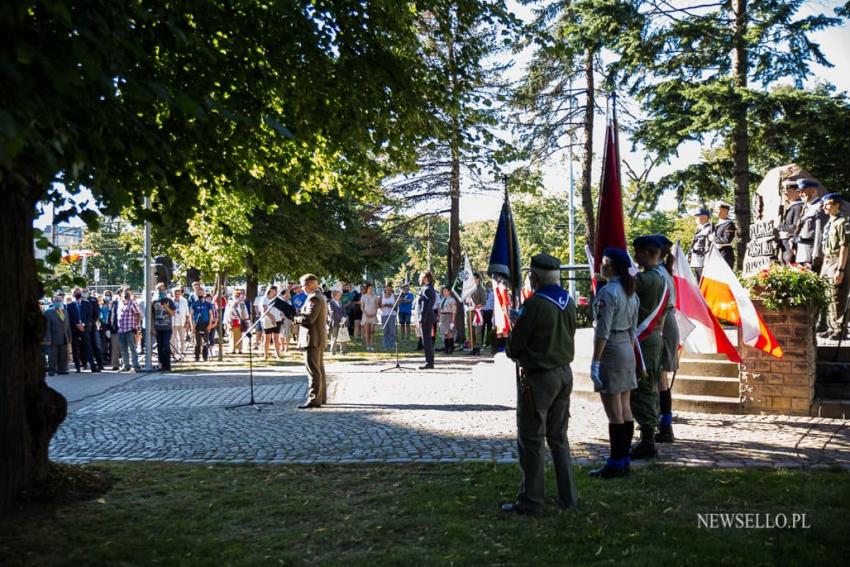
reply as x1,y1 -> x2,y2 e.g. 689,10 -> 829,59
143,196 -> 153,371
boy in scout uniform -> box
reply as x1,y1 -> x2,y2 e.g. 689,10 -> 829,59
502,253 -> 578,515
818,194 -> 850,341
630,236 -> 668,460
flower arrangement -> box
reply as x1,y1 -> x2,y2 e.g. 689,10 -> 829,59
742,264 -> 830,311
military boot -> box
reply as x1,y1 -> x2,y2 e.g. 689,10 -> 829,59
630,427 -> 657,460
655,424 -> 675,443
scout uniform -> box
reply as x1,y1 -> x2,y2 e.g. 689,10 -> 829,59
296,275 -> 329,408
503,253 -> 577,514
588,248 -> 639,479
438,293 -> 458,353
819,194 -> 850,340
689,208 -> 713,280
467,279 -> 487,355
779,182 -> 805,265
711,204 -> 737,269
630,236 -> 668,459
795,180 -> 827,271
655,234 -> 678,443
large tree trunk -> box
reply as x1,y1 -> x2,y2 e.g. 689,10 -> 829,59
580,48 -> 597,254
1,185 -> 67,514
731,0 -> 750,271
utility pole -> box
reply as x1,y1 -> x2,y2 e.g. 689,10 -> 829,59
143,195 -> 153,371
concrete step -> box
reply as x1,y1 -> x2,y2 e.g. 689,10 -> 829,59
673,375 -> 739,398
682,351 -> 737,361
678,358 -> 740,378
810,399 -> 850,419
815,382 -> 850,400
672,393 -> 741,414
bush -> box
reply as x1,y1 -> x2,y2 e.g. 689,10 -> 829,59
742,264 -> 830,311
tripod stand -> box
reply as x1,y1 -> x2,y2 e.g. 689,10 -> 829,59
226,317 -> 274,411
380,289 -> 417,372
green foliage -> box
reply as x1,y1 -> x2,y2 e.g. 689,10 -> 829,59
743,263 -> 830,311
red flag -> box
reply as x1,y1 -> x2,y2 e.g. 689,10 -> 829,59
593,122 -> 627,270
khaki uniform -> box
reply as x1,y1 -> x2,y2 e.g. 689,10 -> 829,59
630,266 -> 667,432
821,214 -> 850,337
299,290 -> 329,406
438,295 -> 458,339
507,285 -> 578,512
659,265 -> 679,372
467,285 -> 487,350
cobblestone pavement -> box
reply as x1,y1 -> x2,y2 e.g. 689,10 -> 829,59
50,354 -> 850,469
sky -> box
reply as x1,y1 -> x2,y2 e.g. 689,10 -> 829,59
35,0 -> 850,230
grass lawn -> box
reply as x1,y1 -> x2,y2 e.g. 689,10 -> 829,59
2,462 -> 848,566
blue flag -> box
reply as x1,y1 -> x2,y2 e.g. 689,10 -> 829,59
488,197 -> 522,293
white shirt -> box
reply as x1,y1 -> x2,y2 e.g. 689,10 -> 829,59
380,292 -> 396,317
172,296 -> 190,326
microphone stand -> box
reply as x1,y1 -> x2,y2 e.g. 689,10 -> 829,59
380,290 -> 417,372
226,303 -> 276,411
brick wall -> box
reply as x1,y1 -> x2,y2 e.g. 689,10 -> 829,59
739,304 -> 816,415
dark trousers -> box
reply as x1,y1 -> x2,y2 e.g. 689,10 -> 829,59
71,329 -> 96,371
88,328 -> 103,368
516,365 -> 577,511
156,329 -> 173,370
719,247 -> 735,269
305,346 -> 326,406
482,310 -> 493,348
194,327 -> 209,360
47,344 -> 69,374
421,322 -> 434,366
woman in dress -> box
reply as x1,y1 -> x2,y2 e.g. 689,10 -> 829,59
380,283 -> 397,350
589,248 -> 639,479
278,287 -> 293,353
438,286 -> 457,354
360,283 -> 380,352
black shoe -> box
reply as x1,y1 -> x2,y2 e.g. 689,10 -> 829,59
500,502 -> 540,516
90,367 -> 100,373
630,438 -> 657,460
655,424 -> 675,443
589,461 -> 628,479
47,371 -> 56,376
818,331 -> 833,339
297,402 -> 320,409
419,364 -> 434,370
58,371 -> 69,375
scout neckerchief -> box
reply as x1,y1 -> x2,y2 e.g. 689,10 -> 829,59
633,266 -> 670,374
533,284 -> 571,311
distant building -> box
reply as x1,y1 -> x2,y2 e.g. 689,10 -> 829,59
35,224 -> 84,261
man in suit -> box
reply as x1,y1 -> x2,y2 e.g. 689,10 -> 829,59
295,274 -> 329,409
417,271 -> 438,370
44,292 -> 72,375
86,289 -> 105,370
67,286 -> 99,373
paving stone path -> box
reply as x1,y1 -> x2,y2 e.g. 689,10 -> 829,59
49,355 -> 850,469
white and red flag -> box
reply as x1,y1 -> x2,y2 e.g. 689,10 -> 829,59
699,247 -> 782,358
673,244 -> 741,363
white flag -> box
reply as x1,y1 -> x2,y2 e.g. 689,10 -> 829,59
460,254 -> 478,301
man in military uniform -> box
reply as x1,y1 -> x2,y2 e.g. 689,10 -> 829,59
689,208 -> 713,280
794,179 -> 827,272
295,274 -> 328,409
466,272 -> 488,356
502,253 -> 577,515
778,180 -> 805,265
711,202 -> 737,269
818,194 -> 850,341
630,236 -> 668,459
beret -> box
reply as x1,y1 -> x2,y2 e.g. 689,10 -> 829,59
603,247 -> 631,269
797,179 -> 819,189
822,193 -> 844,203
530,253 -> 561,271
632,235 -> 663,250
694,207 -> 710,216
653,234 -> 673,249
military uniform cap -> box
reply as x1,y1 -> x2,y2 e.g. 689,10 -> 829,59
694,207 -> 710,216
299,273 -> 319,286
781,178 -> 801,188
797,179 -> 819,190
718,201 -> 732,210
822,193 -> 844,203
530,253 -> 561,271
632,235 -> 663,250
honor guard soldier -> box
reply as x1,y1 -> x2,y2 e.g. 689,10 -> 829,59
502,253 -> 578,515
588,248 -> 639,479
654,234 -> 677,443
630,236 -> 669,460
711,202 -> 737,269
779,180 -> 805,265
818,194 -> 850,341
689,208 -> 713,280
794,179 -> 828,272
